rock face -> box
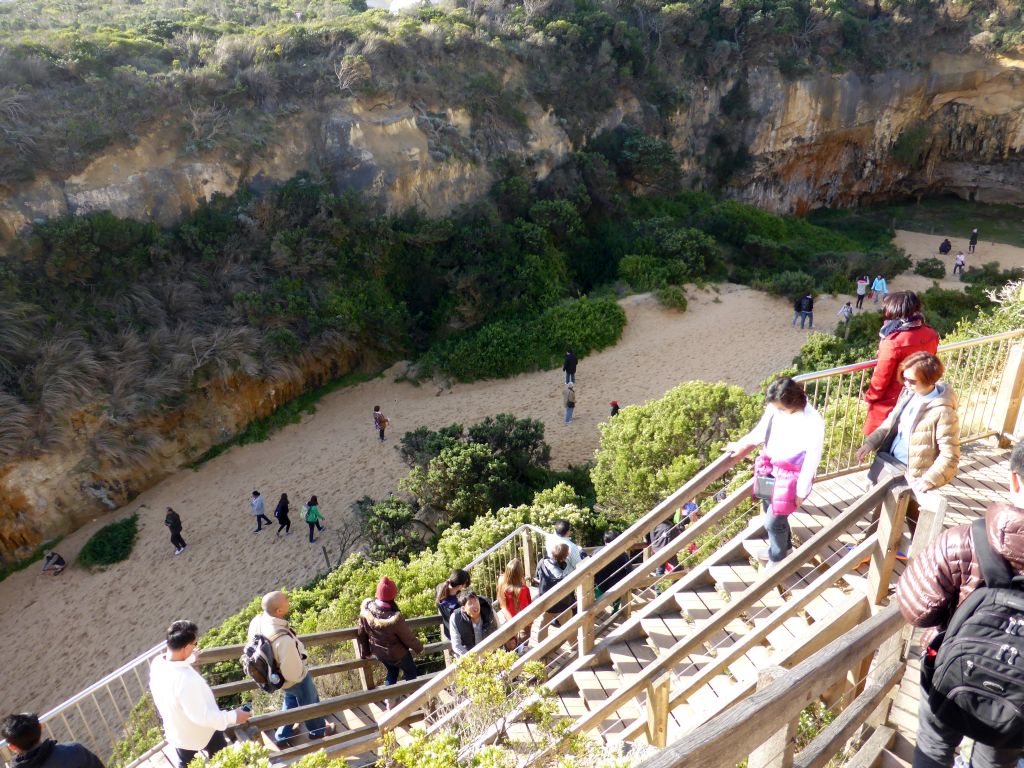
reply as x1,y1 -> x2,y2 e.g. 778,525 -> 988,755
2,52 -> 1024,561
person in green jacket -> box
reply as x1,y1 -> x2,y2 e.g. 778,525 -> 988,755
304,495 -> 325,543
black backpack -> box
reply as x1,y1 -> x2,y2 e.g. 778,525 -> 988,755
922,518 -> 1024,748
240,631 -> 287,693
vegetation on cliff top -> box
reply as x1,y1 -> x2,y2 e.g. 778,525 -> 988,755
0,0 -> 1022,186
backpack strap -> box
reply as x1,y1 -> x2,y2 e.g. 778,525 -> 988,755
972,517 -> 1014,589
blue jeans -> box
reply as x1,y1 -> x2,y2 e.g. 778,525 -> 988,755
800,311 -> 813,329
276,673 -> 327,742
565,406 -> 574,424
565,371 -> 575,384
381,651 -> 418,686
762,503 -> 792,563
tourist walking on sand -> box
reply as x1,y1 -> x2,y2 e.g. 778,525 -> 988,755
724,377 -> 825,570
248,592 -> 335,744
837,301 -> 853,336
304,495 -> 324,543
563,349 -> 577,385
862,291 -> 939,435
165,507 -> 187,555
792,292 -> 814,329
150,620 -> 251,768
274,493 -> 291,536
1,712 -> 104,768
968,227 -> 978,254
871,274 -> 888,304
357,577 -> 423,706
953,251 -> 965,275
609,400 -> 620,417
251,490 -> 272,533
373,405 -> 389,442
855,275 -> 869,309
564,383 -> 576,424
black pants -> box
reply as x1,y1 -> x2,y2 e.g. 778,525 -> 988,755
254,514 -> 272,531
169,530 -> 186,550
378,427 -> 386,441
277,515 -> 290,534
308,520 -> 324,542
856,293 -> 865,308
175,729 -> 227,768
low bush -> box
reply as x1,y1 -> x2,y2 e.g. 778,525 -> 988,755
960,261 -> 1024,288
421,297 -> 626,382
656,284 -> 688,311
108,694 -> 162,768
78,514 -> 139,568
752,270 -> 815,300
914,257 -> 946,279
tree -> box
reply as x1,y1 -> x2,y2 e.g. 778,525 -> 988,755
591,381 -> 761,519
401,443 -> 509,525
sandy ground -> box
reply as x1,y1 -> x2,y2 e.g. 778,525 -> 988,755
893,229 -> 1024,294
7,227 -> 1024,716
2,283 -> 838,715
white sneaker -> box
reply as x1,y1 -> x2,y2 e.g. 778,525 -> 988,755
174,548 -> 183,555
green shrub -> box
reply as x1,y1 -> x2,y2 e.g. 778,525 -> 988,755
914,257 -> 946,279
108,694 -> 163,768
78,514 -> 139,568
752,270 -> 815,300
591,381 -> 761,519
656,284 -> 688,311
960,261 -> 1024,288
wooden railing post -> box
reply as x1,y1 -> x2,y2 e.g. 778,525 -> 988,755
577,573 -> 596,654
352,639 -> 375,690
748,666 -> 796,768
866,487 -> 910,607
908,490 -> 948,560
521,530 -> 535,579
646,673 -> 671,749
990,343 -> 1024,447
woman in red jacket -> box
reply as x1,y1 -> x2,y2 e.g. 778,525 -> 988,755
862,291 -> 939,435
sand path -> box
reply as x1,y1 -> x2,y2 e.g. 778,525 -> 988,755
893,229 -> 1024,294
3,283 -> 835,714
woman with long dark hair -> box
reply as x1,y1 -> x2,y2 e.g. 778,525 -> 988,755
274,493 -> 291,536
304,495 -> 324,543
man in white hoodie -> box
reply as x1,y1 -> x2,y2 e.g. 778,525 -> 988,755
247,591 -> 334,744
149,620 -> 250,768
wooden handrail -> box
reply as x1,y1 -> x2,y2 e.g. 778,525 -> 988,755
634,603 -> 905,768
381,451 -> 747,730
210,640 -> 450,697
197,615 -> 443,664
498,478 -> 901,750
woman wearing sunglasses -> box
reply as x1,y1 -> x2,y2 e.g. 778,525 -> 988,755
857,351 -> 960,495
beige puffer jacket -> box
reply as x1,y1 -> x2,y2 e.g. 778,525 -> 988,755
897,503 -> 1024,637
861,383 -> 960,489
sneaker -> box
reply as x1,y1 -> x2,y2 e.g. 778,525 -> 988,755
174,548 -> 183,555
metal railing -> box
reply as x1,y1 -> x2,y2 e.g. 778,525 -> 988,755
10,327 -> 1023,767
796,327 -> 1024,477
1,523 -> 553,768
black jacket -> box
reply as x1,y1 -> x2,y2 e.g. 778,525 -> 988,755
797,295 -> 813,313
563,352 -> 577,374
595,551 -> 632,594
164,511 -> 181,532
450,599 -> 496,653
536,557 -> 574,612
13,740 -> 104,768
274,498 -> 290,520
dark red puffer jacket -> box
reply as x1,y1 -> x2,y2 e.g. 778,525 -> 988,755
863,323 -> 939,434
897,503 -> 1024,641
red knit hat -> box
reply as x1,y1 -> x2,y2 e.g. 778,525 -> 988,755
376,577 -> 397,602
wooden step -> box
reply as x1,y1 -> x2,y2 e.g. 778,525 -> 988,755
640,615 -> 694,648
708,564 -> 760,594
573,668 -> 611,704
608,640 -> 657,682
674,587 -> 729,622
804,587 -> 850,623
880,749 -> 912,768
742,540 -> 770,562
753,615 -> 813,650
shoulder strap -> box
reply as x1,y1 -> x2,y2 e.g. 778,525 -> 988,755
972,517 -> 1014,589
764,415 -> 773,448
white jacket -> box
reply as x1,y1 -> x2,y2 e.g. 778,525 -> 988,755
149,653 -> 237,751
247,613 -> 307,685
